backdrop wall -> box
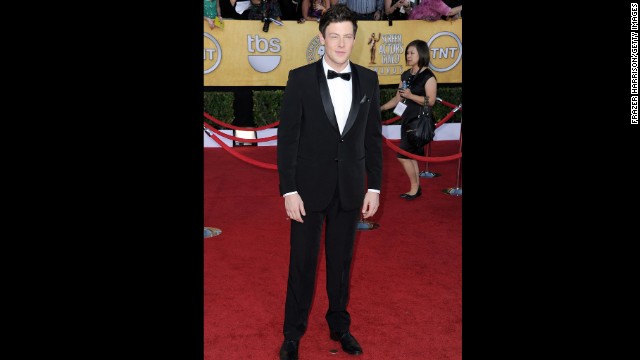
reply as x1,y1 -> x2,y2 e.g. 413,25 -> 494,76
204,19 -> 462,86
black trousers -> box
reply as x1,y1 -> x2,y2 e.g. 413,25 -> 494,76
282,188 -> 360,340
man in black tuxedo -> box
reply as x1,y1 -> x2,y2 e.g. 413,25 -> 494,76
276,4 -> 383,360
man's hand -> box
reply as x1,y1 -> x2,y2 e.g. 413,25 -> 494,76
361,192 -> 380,219
285,193 -> 306,223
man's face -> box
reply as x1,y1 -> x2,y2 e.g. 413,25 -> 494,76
319,21 -> 355,71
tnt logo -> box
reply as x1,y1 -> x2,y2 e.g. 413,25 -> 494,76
204,33 -> 222,75
427,32 -> 462,72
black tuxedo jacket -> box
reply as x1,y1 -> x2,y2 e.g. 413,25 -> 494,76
277,59 -> 383,211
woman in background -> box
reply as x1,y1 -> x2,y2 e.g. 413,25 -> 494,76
384,0 -> 412,21
408,0 -> 461,21
204,0 -> 224,29
380,40 -> 437,200
301,0 -> 330,21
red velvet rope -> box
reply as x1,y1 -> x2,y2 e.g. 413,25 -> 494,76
437,97 -> 459,109
382,98 -> 461,126
204,99 -> 462,169
205,127 -> 461,168
379,104 -> 462,161
382,136 -> 461,162
204,112 -> 280,131
382,116 -> 401,125
206,127 -> 278,170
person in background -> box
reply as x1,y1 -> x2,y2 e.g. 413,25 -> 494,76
248,0 -> 283,20
440,0 -> 462,19
302,0 -> 330,21
276,4 -> 383,360
204,0 -> 224,29
336,0 -> 383,20
281,0 -> 304,20
219,0 -> 251,19
383,0 -> 412,21
380,39 -> 437,200
408,0 -> 461,21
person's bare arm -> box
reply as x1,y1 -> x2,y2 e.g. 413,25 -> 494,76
448,5 -> 462,17
205,17 -> 215,29
217,0 -> 223,19
380,81 -> 404,111
399,76 -> 437,107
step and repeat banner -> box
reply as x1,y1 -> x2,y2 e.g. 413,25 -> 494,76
204,19 -> 461,86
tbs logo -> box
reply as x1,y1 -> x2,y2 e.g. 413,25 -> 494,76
247,35 -> 281,73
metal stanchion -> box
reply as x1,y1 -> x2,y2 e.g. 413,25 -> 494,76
204,227 -> 222,238
420,141 -> 440,178
442,115 -> 462,197
441,186 -> 462,196
356,215 -> 379,231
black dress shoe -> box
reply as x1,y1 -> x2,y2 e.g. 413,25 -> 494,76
400,193 -> 410,198
279,339 -> 299,360
330,330 -> 363,355
404,186 -> 422,200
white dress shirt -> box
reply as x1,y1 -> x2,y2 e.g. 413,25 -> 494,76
322,57 -> 353,135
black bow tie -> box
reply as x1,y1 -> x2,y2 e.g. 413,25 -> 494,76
327,70 -> 351,81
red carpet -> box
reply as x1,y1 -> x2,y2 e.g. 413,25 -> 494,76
204,141 -> 461,360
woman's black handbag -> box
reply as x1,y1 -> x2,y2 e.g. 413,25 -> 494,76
405,105 -> 435,148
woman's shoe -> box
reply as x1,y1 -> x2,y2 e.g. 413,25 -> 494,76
404,186 -> 422,200
400,193 -> 410,198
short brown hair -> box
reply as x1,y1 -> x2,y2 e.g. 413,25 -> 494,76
319,4 -> 358,38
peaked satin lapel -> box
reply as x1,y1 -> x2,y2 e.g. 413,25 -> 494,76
316,60 -> 340,134
341,63 -> 360,137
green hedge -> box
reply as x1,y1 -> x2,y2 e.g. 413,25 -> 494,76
203,92 -> 234,128
253,90 -> 283,127
204,86 -> 461,127
437,87 -> 463,122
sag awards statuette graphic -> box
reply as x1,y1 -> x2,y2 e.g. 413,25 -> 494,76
368,32 -> 381,64
370,33 -> 404,76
